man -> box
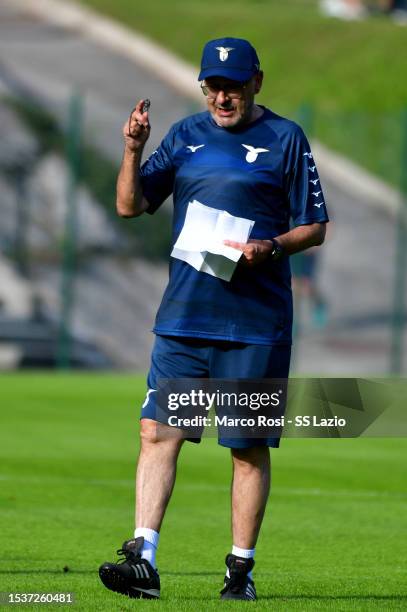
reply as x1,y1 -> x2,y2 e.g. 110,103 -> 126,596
99,37 -> 328,601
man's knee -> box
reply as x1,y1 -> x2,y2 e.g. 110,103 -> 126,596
140,418 -> 184,448
231,446 -> 270,471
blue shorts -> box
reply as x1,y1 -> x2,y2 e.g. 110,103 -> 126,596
141,335 -> 291,449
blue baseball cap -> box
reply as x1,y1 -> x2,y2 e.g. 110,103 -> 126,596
198,37 -> 260,83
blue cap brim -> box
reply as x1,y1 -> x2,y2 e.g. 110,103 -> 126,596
198,67 -> 256,82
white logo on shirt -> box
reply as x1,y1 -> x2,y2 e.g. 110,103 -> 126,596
142,388 -> 156,409
312,191 -> 322,197
308,165 -> 317,173
303,152 -> 313,159
186,145 -> 205,153
310,178 -> 320,185
215,46 -> 234,61
313,202 -> 325,208
147,149 -> 158,161
242,144 -> 269,163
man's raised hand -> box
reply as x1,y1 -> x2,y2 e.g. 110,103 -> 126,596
123,99 -> 151,151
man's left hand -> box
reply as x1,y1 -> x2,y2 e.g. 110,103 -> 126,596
224,239 -> 273,267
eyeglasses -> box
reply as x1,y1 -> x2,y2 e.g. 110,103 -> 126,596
200,81 -> 249,100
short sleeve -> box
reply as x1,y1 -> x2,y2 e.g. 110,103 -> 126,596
140,126 -> 176,214
285,126 -> 329,226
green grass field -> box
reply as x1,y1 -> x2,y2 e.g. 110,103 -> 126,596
1,373 -> 407,610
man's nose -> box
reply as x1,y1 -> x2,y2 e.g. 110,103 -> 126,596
215,90 -> 230,105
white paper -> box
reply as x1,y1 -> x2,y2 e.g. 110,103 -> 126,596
171,200 -> 255,281
171,247 -> 237,282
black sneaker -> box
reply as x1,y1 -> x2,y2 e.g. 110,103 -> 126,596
220,554 -> 256,601
99,537 -> 160,599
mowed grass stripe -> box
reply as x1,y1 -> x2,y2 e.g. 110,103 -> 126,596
1,473 -> 406,499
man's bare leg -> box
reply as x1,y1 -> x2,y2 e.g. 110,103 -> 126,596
98,419 -> 183,597
230,446 -> 271,548
219,447 -> 270,600
135,418 -> 184,531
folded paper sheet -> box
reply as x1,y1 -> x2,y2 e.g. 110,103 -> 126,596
171,200 -> 255,281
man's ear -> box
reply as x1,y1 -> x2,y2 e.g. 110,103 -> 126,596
254,71 -> 263,94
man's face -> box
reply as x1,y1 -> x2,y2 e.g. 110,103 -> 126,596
203,72 -> 263,129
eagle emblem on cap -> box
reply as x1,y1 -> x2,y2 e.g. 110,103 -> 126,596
215,46 -> 234,61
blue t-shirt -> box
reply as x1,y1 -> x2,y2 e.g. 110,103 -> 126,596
140,107 -> 329,345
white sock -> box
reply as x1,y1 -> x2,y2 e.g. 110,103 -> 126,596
226,545 -> 255,579
232,545 -> 255,559
134,527 -> 160,569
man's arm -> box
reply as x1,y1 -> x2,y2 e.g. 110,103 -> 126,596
224,222 -> 327,267
116,99 -> 151,218
272,222 -> 326,255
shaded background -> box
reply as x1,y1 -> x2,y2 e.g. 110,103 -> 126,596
0,0 -> 406,374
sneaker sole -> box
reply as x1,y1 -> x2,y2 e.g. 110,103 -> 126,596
221,593 -> 257,601
99,566 -> 160,599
